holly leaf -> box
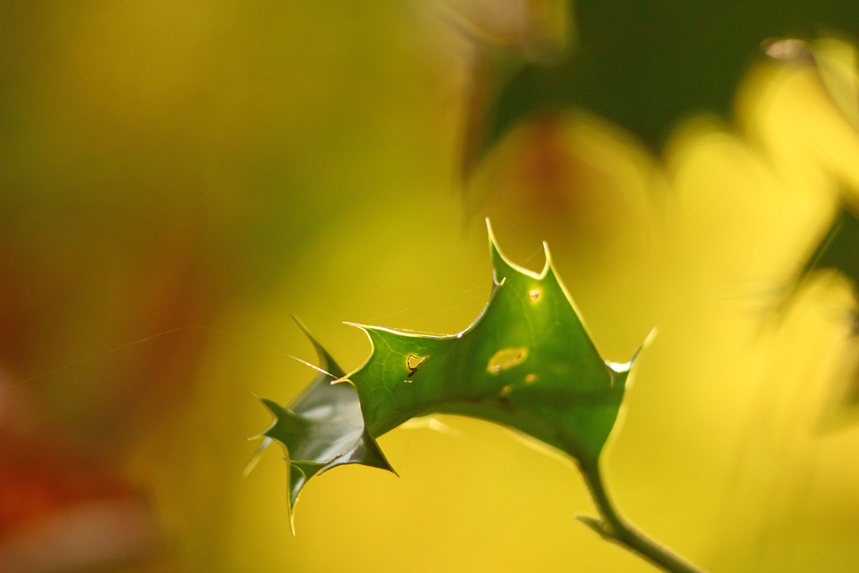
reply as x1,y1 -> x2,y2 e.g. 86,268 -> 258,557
247,318 -> 394,529
250,222 -> 642,524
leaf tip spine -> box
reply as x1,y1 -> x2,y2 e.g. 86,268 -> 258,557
243,437 -> 274,477
539,241 -> 552,278
486,222 -> 544,280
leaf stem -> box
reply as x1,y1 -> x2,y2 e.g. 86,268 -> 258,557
579,459 -> 706,573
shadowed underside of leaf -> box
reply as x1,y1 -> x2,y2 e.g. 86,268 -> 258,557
251,222 -> 641,524
248,319 -> 394,527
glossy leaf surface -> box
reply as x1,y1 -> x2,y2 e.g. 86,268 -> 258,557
252,224 -> 640,520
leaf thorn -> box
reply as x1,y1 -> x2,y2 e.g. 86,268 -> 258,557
576,514 -> 615,541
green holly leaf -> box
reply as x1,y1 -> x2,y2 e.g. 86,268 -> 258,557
250,222 -> 642,523
246,318 -> 394,529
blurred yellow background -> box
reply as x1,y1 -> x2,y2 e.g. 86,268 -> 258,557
2,2 -> 859,572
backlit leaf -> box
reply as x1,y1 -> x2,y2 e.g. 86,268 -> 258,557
251,223 -> 642,523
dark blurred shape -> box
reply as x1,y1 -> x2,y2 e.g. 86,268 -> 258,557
800,207 -> 859,294
463,0 -> 859,177
793,207 -> 859,427
446,0 -> 572,178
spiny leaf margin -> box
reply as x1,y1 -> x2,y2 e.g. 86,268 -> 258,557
249,221 -> 644,527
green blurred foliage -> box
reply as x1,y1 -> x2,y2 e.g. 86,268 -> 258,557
469,0 -> 859,165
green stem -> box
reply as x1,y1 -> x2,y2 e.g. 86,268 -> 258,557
579,459 -> 706,573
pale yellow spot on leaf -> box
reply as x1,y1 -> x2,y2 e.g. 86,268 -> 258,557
487,347 -> 528,374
